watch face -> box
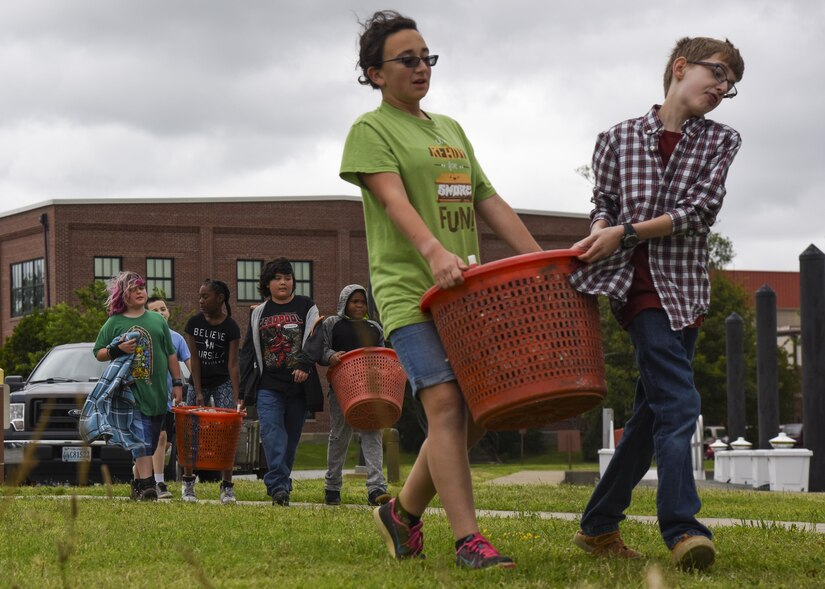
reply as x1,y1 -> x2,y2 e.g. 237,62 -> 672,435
622,234 -> 639,249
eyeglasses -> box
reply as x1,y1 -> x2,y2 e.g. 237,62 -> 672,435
381,54 -> 439,68
687,61 -> 738,99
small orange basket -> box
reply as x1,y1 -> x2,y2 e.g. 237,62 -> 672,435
173,406 -> 244,470
420,250 -> 606,431
327,347 -> 407,430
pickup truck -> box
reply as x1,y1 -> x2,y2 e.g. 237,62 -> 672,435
4,342 -> 188,484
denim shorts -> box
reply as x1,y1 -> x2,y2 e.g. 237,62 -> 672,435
389,321 -> 456,397
131,412 -> 164,459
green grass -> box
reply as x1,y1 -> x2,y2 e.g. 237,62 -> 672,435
3,466 -> 825,588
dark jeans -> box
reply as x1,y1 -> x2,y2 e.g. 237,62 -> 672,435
257,388 -> 307,497
580,309 -> 711,548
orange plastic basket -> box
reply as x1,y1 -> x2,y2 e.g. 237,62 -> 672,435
173,406 -> 244,470
327,347 -> 407,430
420,250 -> 606,431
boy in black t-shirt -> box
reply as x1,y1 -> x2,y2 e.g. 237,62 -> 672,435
240,258 -> 321,506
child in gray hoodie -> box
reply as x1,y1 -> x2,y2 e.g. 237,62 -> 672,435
320,284 -> 391,506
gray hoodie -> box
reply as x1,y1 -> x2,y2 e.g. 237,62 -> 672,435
319,284 -> 384,366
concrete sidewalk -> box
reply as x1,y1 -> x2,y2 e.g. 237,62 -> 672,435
286,467 -> 762,491
487,470 -> 567,485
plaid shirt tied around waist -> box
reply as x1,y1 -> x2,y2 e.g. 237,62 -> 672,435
569,105 -> 742,330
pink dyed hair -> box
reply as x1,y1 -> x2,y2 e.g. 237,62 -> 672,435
106,271 -> 146,316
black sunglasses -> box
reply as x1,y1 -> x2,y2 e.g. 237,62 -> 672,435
687,61 -> 738,99
381,54 -> 439,68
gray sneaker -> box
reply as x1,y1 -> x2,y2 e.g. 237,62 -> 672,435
220,481 -> 236,505
156,481 -> 173,500
182,476 -> 197,503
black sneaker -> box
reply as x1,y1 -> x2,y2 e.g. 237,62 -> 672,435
368,488 -> 391,506
455,533 -> 515,569
129,479 -> 140,501
373,498 -> 424,559
325,489 -> 341,506
156,482 -> 172,500
138,477 -> 158,502
272,489 -> 289,507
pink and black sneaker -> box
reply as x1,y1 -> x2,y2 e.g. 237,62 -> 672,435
455,533 -> 515,569
373,498 -> 425,559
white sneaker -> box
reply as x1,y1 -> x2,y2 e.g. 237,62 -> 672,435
182,477 -> 197,502
220,481 -> 236,505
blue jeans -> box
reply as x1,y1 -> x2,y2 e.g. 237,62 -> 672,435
257,388 -> 307,497
580,309 -> 711,549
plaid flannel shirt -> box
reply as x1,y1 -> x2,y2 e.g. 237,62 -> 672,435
569,105 -> 742,330
79,332 -> 143,450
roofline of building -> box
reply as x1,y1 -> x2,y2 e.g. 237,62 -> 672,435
0,195 -> 588,220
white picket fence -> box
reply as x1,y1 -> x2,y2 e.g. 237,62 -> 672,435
598,408 -> 706,481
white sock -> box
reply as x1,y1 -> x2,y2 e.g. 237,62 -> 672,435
154,473 -> 165,484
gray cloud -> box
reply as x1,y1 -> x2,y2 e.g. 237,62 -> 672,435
1,0 -> 823,270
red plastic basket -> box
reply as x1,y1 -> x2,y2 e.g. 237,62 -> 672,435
420,250 -> 606,431
173,406 -> 244,470
327,347 -> 407,430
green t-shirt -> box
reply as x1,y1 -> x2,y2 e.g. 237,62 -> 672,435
93,311 -> 176,416
340,101 -> 496,336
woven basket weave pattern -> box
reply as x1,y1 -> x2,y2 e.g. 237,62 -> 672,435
425,252 -> 606,431
328,348 -> 406,430
174,407 -> 244,470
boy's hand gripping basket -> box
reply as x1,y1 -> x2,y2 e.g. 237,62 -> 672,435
173,406 -> 244,470
327,347 -> 407,430
420,250 -> 606,431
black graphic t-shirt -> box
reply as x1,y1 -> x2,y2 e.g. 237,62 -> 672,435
257,296 -> 314,395
184,313 -> 241,387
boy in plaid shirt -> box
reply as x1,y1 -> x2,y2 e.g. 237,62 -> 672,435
569,37 -> 745,571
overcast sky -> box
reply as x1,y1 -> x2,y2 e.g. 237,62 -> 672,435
1,0 -> 822,271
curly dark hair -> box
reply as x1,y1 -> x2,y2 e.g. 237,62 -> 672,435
258,258 -> 294,299
357,10 -> 418,89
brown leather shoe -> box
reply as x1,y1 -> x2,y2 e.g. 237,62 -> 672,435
572,530 -> 642,559
671,534 -> 716,571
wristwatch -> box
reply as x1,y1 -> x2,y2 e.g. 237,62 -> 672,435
621,222 -> 640,249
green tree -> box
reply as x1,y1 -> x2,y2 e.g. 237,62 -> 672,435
693,272 -> 756,431
0,281 -> 109,378
708,232 -> 735,270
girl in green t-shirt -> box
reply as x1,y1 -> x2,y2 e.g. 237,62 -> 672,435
340,10 -> 542,570
93,271 -> 183,501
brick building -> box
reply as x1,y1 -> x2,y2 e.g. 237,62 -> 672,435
0,196 -> 589,432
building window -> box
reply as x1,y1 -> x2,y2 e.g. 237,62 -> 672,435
291,260 -> 312,298
93,257 -> 122,283
237,260 -> 262,302
146,258 -> 174,299
11,258 -> 45,317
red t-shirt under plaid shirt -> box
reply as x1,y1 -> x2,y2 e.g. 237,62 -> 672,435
568,105 -> 742,330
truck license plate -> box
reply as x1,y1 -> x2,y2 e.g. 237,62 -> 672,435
62,447 -> 92,462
